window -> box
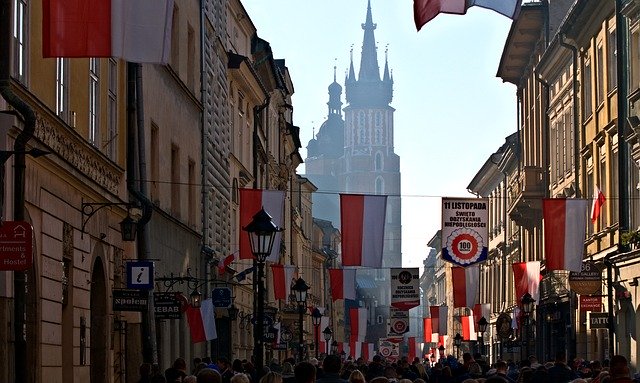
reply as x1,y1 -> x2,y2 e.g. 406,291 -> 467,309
12,0 -> 28,83
188,159 -> 196,226
171,145 -> 180,217
598,144 -> 607,227
187,24 -> 195,90
171,5 -> 179,70
375,177 -> 384,194
611,134 -> 619,223
56,58 -> 69,122
607,27 -> 617,92
89,58 -> 99,145
596,43 -> 604,105
583,55 -> 593,119
375,111 -> 382,127
106,59 -> 118,159
375,152 -> 382,171
586,155 -> 594,235
358,111 -> 366,144
150,123 -> 159,202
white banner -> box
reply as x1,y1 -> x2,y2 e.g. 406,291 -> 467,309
388,307 -> 409,336
441,198 -> 489,266
390,268 -> 420,310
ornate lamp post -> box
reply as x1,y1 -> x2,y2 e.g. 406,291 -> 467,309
292,277 -> 310,362
477,316 -> 488,356
331,340 -> 338,355
243,208 -> 282,373
311,308 -> 323,357
454,333 -> 463,360
438,344 -> 445,361
521,292 -> 535,359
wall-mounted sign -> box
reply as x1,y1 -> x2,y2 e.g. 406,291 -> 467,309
113,289 -> 148,311
0,221 -> 33,271
441,198 -> 488,267
212,287 -> 232,308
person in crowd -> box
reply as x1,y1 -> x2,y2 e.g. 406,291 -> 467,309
548,352 -> 578,383
269,358 -> 283,373
261,371 -> 284,383
233,359 -> 245,374
369,377 -> 390,383
366,355 -> 386,382
493,361 -> 515,383
218,357 -> 235,383
348,369 -> 366,383
198,368 -> 223,383
138,363 -> 153,383
231,373 -> 251,383
165,367 -> 186,383
282,361 -> 296,383
193,358 -> 203,374
317,355 -> 348,383
295,361 -> 317,383
174,358 -> 188,376
608,355 -> 634,383
184,376 -> 197,383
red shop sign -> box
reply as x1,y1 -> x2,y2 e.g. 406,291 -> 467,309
0,221 -> 33,271
580,295 -> 603,312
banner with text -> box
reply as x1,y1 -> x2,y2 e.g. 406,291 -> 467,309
388,307 -> 410,337
391,268 -> 420,310
441,198 -> 489,267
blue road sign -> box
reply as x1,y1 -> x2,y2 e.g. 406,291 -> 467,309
126,261 -> 155,290
212,287 -> 232,308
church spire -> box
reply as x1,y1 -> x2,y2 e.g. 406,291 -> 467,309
358,0 -> 380,82
383,45 -> 390,82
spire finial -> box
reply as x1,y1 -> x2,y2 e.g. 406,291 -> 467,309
334,58 -> 337,82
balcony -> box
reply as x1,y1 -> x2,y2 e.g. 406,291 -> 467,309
508,166 -> 544,229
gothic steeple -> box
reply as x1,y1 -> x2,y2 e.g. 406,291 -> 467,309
358,0 -> 380,82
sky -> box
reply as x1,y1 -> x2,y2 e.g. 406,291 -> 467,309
242,0 -> 518,271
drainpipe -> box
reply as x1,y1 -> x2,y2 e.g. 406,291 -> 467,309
0,1 -> 35,382
127,62 -> 157,364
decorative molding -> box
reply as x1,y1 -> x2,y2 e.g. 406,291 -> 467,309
35,113 -> 122,194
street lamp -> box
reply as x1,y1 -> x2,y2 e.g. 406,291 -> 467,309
521,293 -> 535,360
331,340 -> 338,355
454,333 -> 463,360
477,316 -> 488,356
323,326 -> 333,342
292,277 -> 309,362
243,208 -> 282,373
311,308 -> 322,357
438,344 -> 445,360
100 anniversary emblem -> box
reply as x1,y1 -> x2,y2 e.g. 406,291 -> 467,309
441,198 -> 489,267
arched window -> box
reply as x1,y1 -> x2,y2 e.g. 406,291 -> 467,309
375,153 -> 383,171
375,177 -> 384,194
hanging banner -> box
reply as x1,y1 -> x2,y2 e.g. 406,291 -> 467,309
441,198 -> 489,267
378,338 -> 400,361
390,268 -> 420,310
388,307 -> 409,337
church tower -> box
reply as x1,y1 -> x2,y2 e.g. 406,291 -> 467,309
343,0 -> 401,271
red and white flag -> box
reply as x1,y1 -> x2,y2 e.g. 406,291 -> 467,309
408,336 -> 422,360
218,252 -> 239,275
338,342 -> 350,357
413,0 -> 466,31
240,189 -> 285,262
543,198 -> 589,272
350,307 -> 368,342
451,265 -> 479,308
461,316 -> 477,341
472,303 -> 491,325
591,186 -> 606,223
349,340 -> 362,359
271,264 -> 296,300
328,268 -> 356,301
43,0 -> 173,64
512,261 -> 541,303
319,316 -> 330,354
341,194 -> 387,267
423,317 -> 434,343
430,306 -> 448,335
186,299 -> 217,343
362,342 -> 375,362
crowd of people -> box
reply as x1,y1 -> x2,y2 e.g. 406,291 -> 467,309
137,351 -> 640,383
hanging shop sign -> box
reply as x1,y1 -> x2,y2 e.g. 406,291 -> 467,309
113,289 -> 148,312
154,292 -> 183,319
441,198 -> 488,267
588,312 -> 609,330
390,268 -> 420,310
580,295 -> 603,312
388,307 -> 409,336
569,260 -> 602,295
0,221 -> 33,271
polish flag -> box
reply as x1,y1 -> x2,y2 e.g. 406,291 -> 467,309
543,198 -> 589,272
186,299 -> 217,343
461,316 -> 477,341
512,306 -> 521,330
451,265 -> 479,308
350,340 -> 362,359
473,303 -> 491,325
218,252 -> 239,275
430,306 -> 448,335
423,318 -> 433,343
408,336 -> 422,360
240,189 -> 285,262
328,269 -> 356,300
350,307 -> 368,342
362,342 -> 375,362
43,0 -> 173,64
271,264 -> 296,300
340,194 -> 387,267
512,261 -> 541,303
591,186 -> 606,223
338,342 -> 350,357
414,0 -> 466,31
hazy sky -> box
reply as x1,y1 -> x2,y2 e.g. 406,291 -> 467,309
242,0 -> 517,270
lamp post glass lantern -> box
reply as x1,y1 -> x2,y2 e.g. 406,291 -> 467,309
292,277 -> 309,362
331,340 -> 338,355
454,333 -> 462,359
521,292 -> 535,360
311,308 -> 322,357
477,316 -> 488,356
521,292 -> 535,314
438,344 -> 445,360
190,288 -> 202,308
242,207 -> 282,373
323,326 -> 332,342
